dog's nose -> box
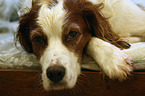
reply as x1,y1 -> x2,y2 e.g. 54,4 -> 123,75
46,65 -> 65,82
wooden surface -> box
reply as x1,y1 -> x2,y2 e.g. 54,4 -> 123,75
0,69 -> 145,96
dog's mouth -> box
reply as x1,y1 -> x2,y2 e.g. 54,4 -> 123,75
43,76 -> 78,91
49,81 -> 67,90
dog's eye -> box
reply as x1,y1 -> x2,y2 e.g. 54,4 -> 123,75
33,36 -> 43,43
68,31 -> 78,39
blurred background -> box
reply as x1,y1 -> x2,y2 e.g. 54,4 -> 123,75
0,0 -> 19,33
0,0 -> 32,34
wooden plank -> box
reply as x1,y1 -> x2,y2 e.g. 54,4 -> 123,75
0,69 -> 145,96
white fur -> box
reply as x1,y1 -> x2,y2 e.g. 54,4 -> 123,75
86,0 -> 145,80
123,42 -> 145,61
86,37 -> 133,81
103,0 -> 145,37
37,1 -> 81,91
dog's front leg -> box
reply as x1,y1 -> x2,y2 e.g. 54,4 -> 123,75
86,37 -> 133,81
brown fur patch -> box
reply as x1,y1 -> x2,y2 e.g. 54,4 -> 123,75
64,0 -> 130,49
30,28 -> 48,58
17,3 -> 41,53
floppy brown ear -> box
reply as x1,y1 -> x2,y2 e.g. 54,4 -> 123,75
17,13 -> 32,52
16,4 -> 40,53
81,2 -> 131,49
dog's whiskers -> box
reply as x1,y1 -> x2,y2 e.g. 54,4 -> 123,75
34,73 -> 42,88
31,72 -> 47,96
40,88 -> 46,96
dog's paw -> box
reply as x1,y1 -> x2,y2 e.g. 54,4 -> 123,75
86,37 -> 133,81
101,52 -> 133,81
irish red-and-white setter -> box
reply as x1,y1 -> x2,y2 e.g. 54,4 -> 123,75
17,0 -> 145,91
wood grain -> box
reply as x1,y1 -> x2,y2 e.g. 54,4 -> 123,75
0,69 -> 145,96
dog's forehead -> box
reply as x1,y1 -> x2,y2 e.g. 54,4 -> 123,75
37,0 -> 67,37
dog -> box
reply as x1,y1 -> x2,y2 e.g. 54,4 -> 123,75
16,0 -> 145,91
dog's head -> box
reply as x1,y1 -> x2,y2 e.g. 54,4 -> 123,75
17,0 -> 130,91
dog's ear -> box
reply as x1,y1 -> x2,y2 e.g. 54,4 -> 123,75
17,13 -> 32,52
17,4 -> 40,53
81,2 -> 131,49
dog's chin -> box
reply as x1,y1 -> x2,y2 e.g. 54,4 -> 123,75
43,77 -> 78,91
48,81 -> 67,91
44,81 -> 76,91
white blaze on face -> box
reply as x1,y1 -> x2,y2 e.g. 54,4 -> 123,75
37,1 -> 81,91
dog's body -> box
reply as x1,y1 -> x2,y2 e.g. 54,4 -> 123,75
17,0 -> 145,91
89,0 -> 145,42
